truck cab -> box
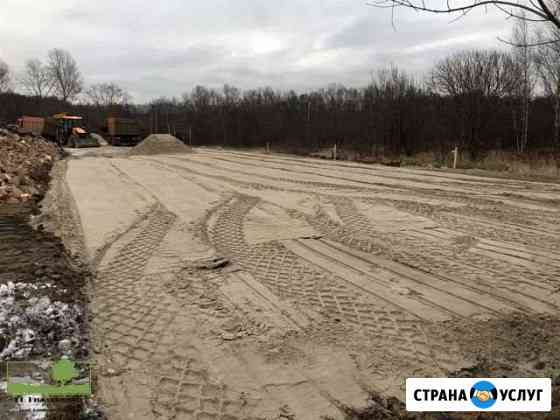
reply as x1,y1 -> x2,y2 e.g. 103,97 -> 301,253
43,113 -> 99,148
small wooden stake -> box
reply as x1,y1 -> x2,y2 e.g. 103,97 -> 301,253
453,146 -> 458,169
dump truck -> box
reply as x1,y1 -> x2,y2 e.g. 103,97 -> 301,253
43,113 -> 99,148
16,116 -> 45,136
104,117 -> 141,146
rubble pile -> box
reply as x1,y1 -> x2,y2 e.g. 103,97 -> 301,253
0,129 -> 60,203
0,282 -> 84,360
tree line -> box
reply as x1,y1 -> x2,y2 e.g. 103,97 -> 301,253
1,21 -> 560,159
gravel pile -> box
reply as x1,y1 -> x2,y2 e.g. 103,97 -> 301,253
129,134 -> 191,156
0,283 -> 84,360
0,129 -> 60,203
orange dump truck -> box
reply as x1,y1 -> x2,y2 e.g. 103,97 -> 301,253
105,117 -> 142,146
16,116 -> 45,136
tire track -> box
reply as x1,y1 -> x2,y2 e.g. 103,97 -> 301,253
93,204 -> 255,420
382,197 -> 560,250
141,156 -> 372,212
207,194 -> 461,371
150,312 -> 259,420
410,228 -> 560,268
291,204 -> 553,315
325,197 -> 560,313
167,155 -> 381,194
195,152 -> 492,195
135,157 -> 222,194
198,149 -> 558,194
198,149 -> 560,214
288,238 -> 508,319
93,205 -> 177,367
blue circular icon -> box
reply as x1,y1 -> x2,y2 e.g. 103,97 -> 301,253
470,381 -> 498,409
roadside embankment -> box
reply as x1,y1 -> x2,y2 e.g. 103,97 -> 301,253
0,132 -> 101,419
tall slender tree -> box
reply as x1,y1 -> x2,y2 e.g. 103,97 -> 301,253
535,25 -> 560,150
511,14 -> 535,153
47,49 -> 83,103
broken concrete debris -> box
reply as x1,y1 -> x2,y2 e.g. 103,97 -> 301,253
0,129 -> 60,203
0,282 -> 83,360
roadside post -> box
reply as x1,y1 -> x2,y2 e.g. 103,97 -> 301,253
453,146 -> 458,169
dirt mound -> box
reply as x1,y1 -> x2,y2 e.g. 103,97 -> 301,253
129,134 -> 191,156
0,129 -> 60,203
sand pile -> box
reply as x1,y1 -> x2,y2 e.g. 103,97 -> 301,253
129,134 -> 191,156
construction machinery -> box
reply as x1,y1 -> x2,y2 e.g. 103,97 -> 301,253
103,117 -> 141,146
43,113 -> 99,148
16,116 -> 45,136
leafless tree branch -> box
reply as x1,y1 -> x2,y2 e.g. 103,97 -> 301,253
18,59 -> 54,98
46,49 -> 83,103
85,82 -> 131,107
368,0 -> 560,45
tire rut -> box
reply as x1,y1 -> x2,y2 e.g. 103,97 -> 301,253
206,194 -> 460,373
93,205 -> 254,419
167,156 -> 379,194
93,205 -> 177,367
326,197 -> 560,312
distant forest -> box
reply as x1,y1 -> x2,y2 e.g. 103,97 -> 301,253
1,29 -> 560,161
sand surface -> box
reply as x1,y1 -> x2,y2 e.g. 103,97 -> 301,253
60,147 -> 560,419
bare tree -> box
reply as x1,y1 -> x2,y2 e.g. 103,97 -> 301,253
429,50 -> 518,156
535,25 -> 560,148
511,14 -> 536,152
47,49 -> 83,103
429,50 -> 518,97
370,0 -> 560,45
190,85 -> 212,111
85,82 -> 130,107
372,66 -> 422,155
0,59 -> 11,93
18,59 -> 53,98
223,84 -> 240,105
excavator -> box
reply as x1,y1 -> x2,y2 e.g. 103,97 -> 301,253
43,113 -> 100,148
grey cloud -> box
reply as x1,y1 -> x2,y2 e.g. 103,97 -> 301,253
0,0 -> 515,102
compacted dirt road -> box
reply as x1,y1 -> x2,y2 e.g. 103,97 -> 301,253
57,147 -> 560,419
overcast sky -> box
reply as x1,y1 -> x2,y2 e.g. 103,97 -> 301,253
0,0 -> 513,102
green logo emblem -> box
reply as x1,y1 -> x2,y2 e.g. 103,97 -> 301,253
7,358 -> 91,397
50,359 -> 80,386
